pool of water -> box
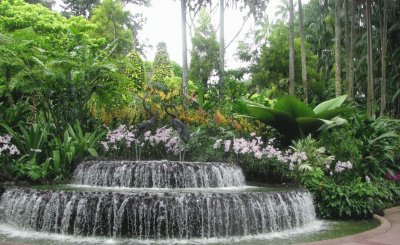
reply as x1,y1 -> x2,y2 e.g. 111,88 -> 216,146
0,219 -> 378,244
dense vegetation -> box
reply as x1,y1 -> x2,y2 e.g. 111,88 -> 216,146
1,0 -> 399,220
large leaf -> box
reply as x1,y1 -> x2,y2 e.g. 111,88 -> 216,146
318,117 -> 348,131
274,95 -> 315,118
235,98 -> 301,141
296,117 -> 325,137
234,95 -> 349,144
313,94 -> 347,114
250,107 -> 301,141
245,104 -> 278,123
315,107 -> 350,120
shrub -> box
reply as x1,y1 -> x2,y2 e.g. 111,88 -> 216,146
304,173 -> 400,219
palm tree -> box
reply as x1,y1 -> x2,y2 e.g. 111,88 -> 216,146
289,0 -> 295,95
219,0 -> 225,99
181,0 -> 188,97
334,0 -> 341,96
298,0 -> 307,103
366,0 -> 374,118
344,0 -> 350,99
348,0 -> 355,100
380,0 -> 388,116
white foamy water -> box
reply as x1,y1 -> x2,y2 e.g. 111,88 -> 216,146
0,220 -> 327,244
72,160 -> 246,188
0,189 -> 316,239
0,160 -> 320,242
65,184 -> 260,193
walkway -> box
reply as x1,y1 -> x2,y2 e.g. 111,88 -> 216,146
299,206 -> 400,245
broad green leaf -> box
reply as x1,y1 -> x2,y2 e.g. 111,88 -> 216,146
318,117 -> 348,131
274,96 -> 315,118
313,94 -> 347,114
296,117 -> 325,137
245,105 -> 277,123
315,107 -> 350,120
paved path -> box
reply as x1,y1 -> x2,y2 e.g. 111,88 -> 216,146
299,206 -> 400,245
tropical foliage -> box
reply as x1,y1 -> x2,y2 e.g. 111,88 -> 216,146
0,0 -> 400,222
235,94 -> 348,143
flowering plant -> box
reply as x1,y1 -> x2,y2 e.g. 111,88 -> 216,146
0,134 -> 20,157
212,132 -> 307,169
101,125 -> 187,159
143,127 -> 185,156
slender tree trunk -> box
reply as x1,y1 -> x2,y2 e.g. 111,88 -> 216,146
380,0 -> 388,116
348,0 -> 355,100
366,0 -> 374,118
181,0 -> 188,97
335,0 -> 342,96
219,0 -> 225,100
344,0 -> 350,98
298,0 -> 308,103
289,0 -> 295,95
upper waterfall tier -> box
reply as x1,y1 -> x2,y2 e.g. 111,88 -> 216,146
72,160 -> 246,188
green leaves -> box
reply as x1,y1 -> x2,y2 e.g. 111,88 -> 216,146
152,42 -> 173,83
313,95 -> 347,114
50,120 -> 105,178
235,95 -> 349,143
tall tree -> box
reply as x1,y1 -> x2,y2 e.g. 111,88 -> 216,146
152,42 -> 172,83
62,0 -> 149,18
181,0 -> 188,97
61,0 -> 100,18
348,0 -> 355,100
298,0 -> 307,103
125,50 -> 145,92
366,0 -> 374,118
90,0 -> 134,55
189,9 -> 219,92
344,0 -> 350,99
380,0 -> 388,116
219,0 -> 225,99
288,0 -> 295,95
25,0 -> 54,9
334,0 -> 342,96
186,0 -> 267,99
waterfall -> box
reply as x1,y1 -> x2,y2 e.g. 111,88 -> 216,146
72,160 -> 246,188
0,160 -> 317,241
0,188 -> 315,239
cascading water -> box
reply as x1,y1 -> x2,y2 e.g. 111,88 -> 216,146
0,160 -> 318,243
72,160 -> 246,188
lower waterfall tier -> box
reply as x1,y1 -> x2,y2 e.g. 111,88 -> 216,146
0,188 -> 316,239
72,160 -> 246,188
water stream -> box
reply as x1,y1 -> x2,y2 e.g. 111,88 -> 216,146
0,160 -> 320,243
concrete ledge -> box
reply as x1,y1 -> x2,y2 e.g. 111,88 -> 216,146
297,213 -> 392,245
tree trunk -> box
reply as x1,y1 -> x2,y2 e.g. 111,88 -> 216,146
298,0 -> 308,103
289,0 -> 295,95
344,0 -> 350,98
335,0 -> 342,96
380,0 -> 387,116
366,0 -> 374,118
181,0 -> 188,97
348,0 -> 355,100
219,0 -> 225,100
